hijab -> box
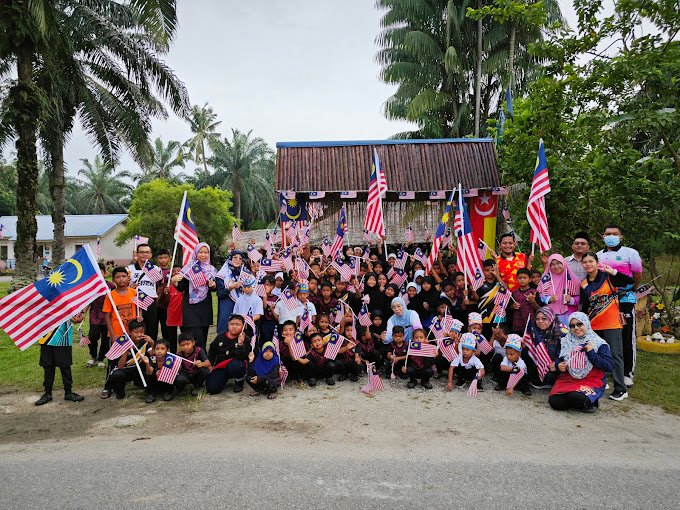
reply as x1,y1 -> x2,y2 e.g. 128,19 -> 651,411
216,250 -> 245,280
362,272 -> 385,310
188,242 -> 216,304
530,306 -> 566,355
390,296 -> 414,329
410,276 -> 437,318
253,341 -> 280,377
540,253 -> 579,315
559,312 -> 606,379
411,269 -> 425,292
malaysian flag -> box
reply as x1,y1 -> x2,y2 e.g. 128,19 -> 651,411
174,191 -> 199,266
299,308 -> 312,332
279,362 -> 289,388
329,206 -> 348,258
467,375 -> 480,398
398,191 -> 415,200
79,334 -> 91,347
332,256 -> 354,282
323,332 -> 345,360
232,224 -> 244,244
393,249 -> 407,270
538,274 -> 553,295
527,139 -> 552,252
506,368 -> 525,390
134,234 -> 149,245
390,268 -> 408,288
569,345 -> 588,370
429,317 -> 446,340
0,245 -> 110,351
454,185 -> 484,290
295,258 -> 310,280
157,353 -> 182,384
142,260 -> 163,283
425,190 -> 454,272
340,191 -> 357,199
477,239 -> 487,260
361,362 -> 384,394
105,335 -> 134,360
247,244 -> 262,263
523,330 -> 552,380
438,337 -> 459,363
280,251 -> 294,273
492,286 -> 512,318
358,302 -> 372,327
181,262 -> 208,288
255,279 -> 266,298
280,287 -> 298,313
441,228 -> 453,250
477,336 -> 494,355
404,225 -> 415,244
134,290 -> 155,311
290,331 -> 307,360
407,341 -> 438,358
332,302 -> 344,325
243,313 -> 256,335
412,247 -> 428,267
634,281 -> 656,300
364,148 -> 386,236
565,272 -> 581,296
260,258 -> 283,272
321,237 -> 332,257
298,225 -> 310,247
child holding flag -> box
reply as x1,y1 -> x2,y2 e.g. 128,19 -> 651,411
175,333 -> 210,395
447,333 -> 485,391
295,332 -> 337,387
403,329 -> 436,389
103,320 -> 155,400
494,334 -> 531,396
247,341 -> 281,399
147,340 -> 177,403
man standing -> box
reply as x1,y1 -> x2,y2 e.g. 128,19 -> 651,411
128,244 -> 160,341
565,232 -> 590,282
597,225 -> 642,387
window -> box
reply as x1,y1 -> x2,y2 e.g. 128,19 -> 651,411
74,244 -> 84,252
0,245 -> 7,260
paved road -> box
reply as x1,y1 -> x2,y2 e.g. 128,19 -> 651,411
1,432 -> 678,510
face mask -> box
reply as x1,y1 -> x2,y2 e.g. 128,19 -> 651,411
603,235 -> 621,248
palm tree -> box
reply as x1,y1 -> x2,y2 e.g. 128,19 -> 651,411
199,129 -> 277,228
136,137 -> 186,183
0,0 -> 185,282
75,157 -> 133,214
185,102 -> 221,174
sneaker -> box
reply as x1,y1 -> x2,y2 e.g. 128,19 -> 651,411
115,391 -> 125,400
421,381 -> 433,390
308,378 -> 317,387
35,392 -> 53,406
520,387 -> 532,396
608,390 -> 628,402
349,373 -> 358,383
325,377 -> 335,386
64,392 -> 84,402
337,374 -> 348,382
97,361 -> 105,368
624,376 -> 634,387
86,359 -> 96,368
531,382 -> 552,390
233,382 -> 244,393
407,380 -> 417,389
581,406 -> 597,413
145,393 -> 156,404
477,382 -> 484,392
100,389 -> 111,399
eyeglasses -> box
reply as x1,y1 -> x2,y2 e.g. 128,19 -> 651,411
569,322 -> 584,329
137,250 -> 152,254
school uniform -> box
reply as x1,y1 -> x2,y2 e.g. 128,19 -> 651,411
38,322 -> 77,398
451,354 -> 484,385
106,341 -> 153,397
206,333 -> 250,394
247,362 -> 280,395
386,341 -> 408,379
148,357 -> 176,397
495,357 -> 530,391
405,349 -> 434,385
301,348 -> 336,381
175,347 -> 210,392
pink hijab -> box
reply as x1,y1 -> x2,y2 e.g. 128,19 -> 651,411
540,254 -> 579,315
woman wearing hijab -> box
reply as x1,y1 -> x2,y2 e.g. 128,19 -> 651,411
538,254 -> 580,324
215,250 -> 247,334
381,283 -> 400,322
170,243 -> 216,349
382,297 -> 423,345
409,276 -> 438,327
246,341 -> 280,399
522,306 -> 568,388
361,272 -> 385,314
548,312 -> 613,413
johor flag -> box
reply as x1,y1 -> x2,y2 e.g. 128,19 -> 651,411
174,192 -> 199,266
105,335 -> 134,360
157,353 -> 182,384
0,245 -> 109,351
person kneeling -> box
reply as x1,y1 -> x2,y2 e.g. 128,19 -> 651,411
247,341 -> 280,399
147,340 -> 177,403
296,332 -> 336,387
404,329 -> 435,389
175,333 -> 210,395
206,314 -> 251,395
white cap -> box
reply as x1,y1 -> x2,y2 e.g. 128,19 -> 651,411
274,272 -> 284,280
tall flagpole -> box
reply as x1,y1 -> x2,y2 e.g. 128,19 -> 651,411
168,190 -> 187,278
458,183 -> 468,291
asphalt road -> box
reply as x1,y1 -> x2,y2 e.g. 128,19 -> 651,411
1,434 -> 678,510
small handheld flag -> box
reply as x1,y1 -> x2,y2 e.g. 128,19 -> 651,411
467,375 -> 480,398
134,290 -> 155,311
142,260 -> 163,283
181,262 -> 208,288
280,287 -> 298,313
105,335 -> 134,361
289,331 -> 307,360
157,353 -> 182,384
407,341 -> 438,358
506,367 -> 525,390
323,332 -> 345,360
174,192 -> 199,266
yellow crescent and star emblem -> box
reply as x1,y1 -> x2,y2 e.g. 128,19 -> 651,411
46,257 -> 84,287
187,207 -> 193,223
286,198 -> 301,220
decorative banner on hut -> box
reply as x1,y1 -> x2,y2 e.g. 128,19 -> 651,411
468,190 -> 498,256
463,188 -> 479,197
398,191 -> 415,200
340,191 -> 357,198
309,191 -> 326,199
429,191 -> 447,200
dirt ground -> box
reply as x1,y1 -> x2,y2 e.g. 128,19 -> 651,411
1,376 -> 679,468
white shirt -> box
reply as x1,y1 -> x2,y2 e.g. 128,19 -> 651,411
501,357 -> 527,371
233,292 -> 264,318
274,298 -> 302,324
127,263 -> 158,298
451,354 -> 484,369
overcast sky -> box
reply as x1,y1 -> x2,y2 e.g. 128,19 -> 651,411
59,0 -> 581,176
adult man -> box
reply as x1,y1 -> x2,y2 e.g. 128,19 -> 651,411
565,232 -> 590,282
596,225 -> 642,387
128,244 -> 161,341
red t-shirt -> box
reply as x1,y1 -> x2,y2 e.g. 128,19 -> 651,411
497,253 -> 527,291
167,286 -> 183,327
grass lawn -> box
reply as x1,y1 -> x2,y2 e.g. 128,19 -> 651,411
1,279 -> 680,413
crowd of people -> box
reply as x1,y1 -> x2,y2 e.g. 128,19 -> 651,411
34,224 -> 643,414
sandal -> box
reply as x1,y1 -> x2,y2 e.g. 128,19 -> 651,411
267,393 -> 277,400
249,391 -> 261,397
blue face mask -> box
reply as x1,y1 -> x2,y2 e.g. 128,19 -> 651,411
603,235 -> 621,248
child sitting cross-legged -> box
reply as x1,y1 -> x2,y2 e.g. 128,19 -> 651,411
296,332 -> 336,387
147,339 -> 176,403
174,333 -> 211,395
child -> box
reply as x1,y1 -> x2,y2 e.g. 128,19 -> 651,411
84,263 -> 116,368
434,317 -> 463,377
295,332 -> 336,386
279,320 -> 298,380
369,312 -> 387,359
175,332 -> 210,395
247,341 -> 280,399
316,313 -> 333,337
233,274 -> 264,337
511,268 -> 539,334
447,333 -> 485,390
104,320 -> 155,400
155,248 -> 173,347
467,312 -> 490,362
472,260 -> 506,339
336,318 -> 360,382
261,276 -> 279,343
403,328 -> 435,389
147,340 -> 176,403
102,266 -> 140,344
530,269 -> 542,289
165,266 -> 183,351
35,313 -> 86,405
206,314 -> 251,394
495,334 -> 531,396
296,281 -> 317,325
354,325 -> 381,371
386,326 -> 408,379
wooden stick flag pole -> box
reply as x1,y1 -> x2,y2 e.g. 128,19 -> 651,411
168,190 -> 187,278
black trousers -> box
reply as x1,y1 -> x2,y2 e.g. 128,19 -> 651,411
247,376 -> 279,395
548,391 -> 593,411
388,359 -> 407,379
181,326 -> 210,351
141,300 -> 159,341
359,350 -> 381,366
87,324 -> 109,361
107,366 -> 151,395
620,302 -> 636,378
454,365 -> 478,384
175,369 -> 209,391
206,361 -> 246,394
335,358 -> 360,377
148,378 -> 174,395
300,360 -> 336,380
496,370 -> 530,390
43,365 -> 73,393
407,366 -> 433,384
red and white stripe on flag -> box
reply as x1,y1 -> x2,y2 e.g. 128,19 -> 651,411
105,335 -> 134,360
569,345 -> 588,370
157,353 -> 182,384
364,149 -> 386,236
368,362 -> 384,392
289,332 -> 308,360
323,332 -> 345,360
438,338 -> 458,363
477,337 -> 493,355
467,376 -> 480,398
281,287 -> 299,313
507,368 -> 525,390
134,290 -> 155,311
527,139 -> 552,252
181,262 -> 208,288
174,192 -> 199,264
358,303 -> 372,327
407,341 -> 438,358
453,189 -> 485,290
523,332 -> 552,381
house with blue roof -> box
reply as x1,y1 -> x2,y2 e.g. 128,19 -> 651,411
0,214 -> 135,269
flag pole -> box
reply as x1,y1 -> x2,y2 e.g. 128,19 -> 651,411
458,183 -> 468,291
168,190 -> 187,278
